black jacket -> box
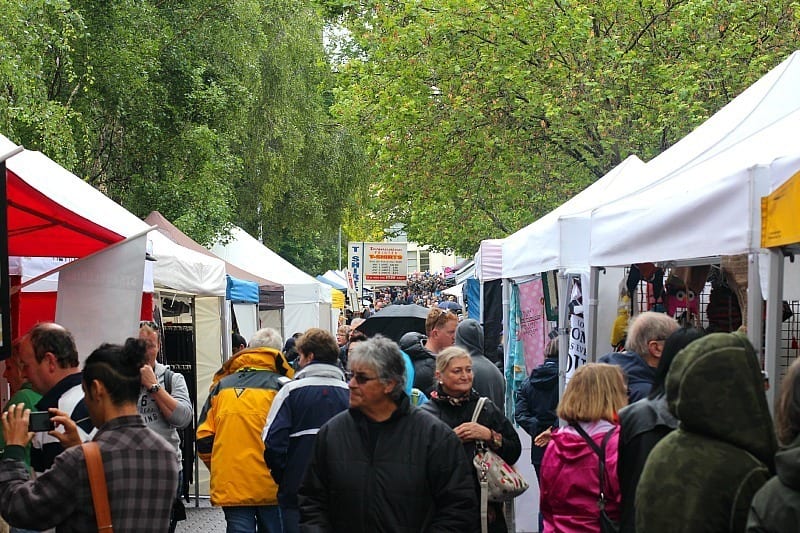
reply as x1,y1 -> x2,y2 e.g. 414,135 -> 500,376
514,357 -> 559,466
421,391 -> 521,468
399,332 -> 437,396
299,395 -> 479,533
747,434 -> 800,532
617,394 -> 678,533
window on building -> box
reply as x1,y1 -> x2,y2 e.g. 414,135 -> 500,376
420,251 -> 430,273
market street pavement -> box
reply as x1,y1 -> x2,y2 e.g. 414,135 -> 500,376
176,498 -> 226,532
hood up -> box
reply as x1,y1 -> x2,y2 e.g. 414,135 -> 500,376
211,346 -> 295,386
455,318 -> 484,357
666,332 -> 776,467
775,435 -> 800,490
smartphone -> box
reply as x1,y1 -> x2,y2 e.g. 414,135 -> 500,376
28,411 -> 54,432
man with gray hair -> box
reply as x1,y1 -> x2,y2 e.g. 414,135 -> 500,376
599,311 -> 679,402
197,328 -> 294,532
299,335 -> 478,531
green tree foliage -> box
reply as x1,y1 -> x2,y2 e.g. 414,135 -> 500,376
0,0 -> 367,272
332,0 -> 800,256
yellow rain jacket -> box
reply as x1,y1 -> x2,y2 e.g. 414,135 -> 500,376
196,347 -> 294,506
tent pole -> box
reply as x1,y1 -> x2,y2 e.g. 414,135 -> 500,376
763,250 -> 783,413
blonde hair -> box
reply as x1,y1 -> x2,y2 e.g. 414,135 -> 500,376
557,363 -> 628,423
436,346 -> 472,374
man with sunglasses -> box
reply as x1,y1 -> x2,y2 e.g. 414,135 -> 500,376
299,335 -> 478,532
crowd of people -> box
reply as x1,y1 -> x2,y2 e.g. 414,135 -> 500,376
0,306 -> 797,533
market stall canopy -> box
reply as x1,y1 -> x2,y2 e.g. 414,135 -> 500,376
500,155 -> 647,280
589,110 -> 800,266
145,211 -> 284,309
1,134 -> 226,296
2,134 -> 143,258
211,226 -> 332,335
588,49 -> 800,266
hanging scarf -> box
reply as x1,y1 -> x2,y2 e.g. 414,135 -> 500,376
429,383 -> 479,406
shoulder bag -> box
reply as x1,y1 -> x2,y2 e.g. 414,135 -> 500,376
471,396 -> 529,500
82,441 -> 114,532
571,423 -> 620,533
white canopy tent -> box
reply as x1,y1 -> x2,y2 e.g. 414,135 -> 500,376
211,226 -> 333,337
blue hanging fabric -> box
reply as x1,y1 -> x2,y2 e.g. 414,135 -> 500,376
505,283 -> 528,420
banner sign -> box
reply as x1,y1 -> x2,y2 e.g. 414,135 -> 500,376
348,242 -> 408,288
517,278 -> 546,373
348,242 -> 364,297
566,314 -> 587,381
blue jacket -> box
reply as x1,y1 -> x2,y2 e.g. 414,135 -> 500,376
515,357 -> 559,466
263,362 -> 349,509
598,351 -> 656,403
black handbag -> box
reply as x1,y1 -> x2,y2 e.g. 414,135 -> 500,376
572,424 -> 620,533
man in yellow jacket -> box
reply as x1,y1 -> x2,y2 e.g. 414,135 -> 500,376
197,328 -> 294,533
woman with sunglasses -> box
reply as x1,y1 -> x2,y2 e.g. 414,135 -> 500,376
421,346 -> 521,533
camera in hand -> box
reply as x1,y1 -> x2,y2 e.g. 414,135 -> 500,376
28,411 -> 55,432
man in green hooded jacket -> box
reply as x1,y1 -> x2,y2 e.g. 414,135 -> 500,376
636,332 -> 776,533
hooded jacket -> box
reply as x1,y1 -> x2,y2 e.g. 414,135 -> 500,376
540,420 -> 621,533
455,319 -> 506,410
399,332 -> 437,396
636,333 -> 777,533
598,351 -> 656,403
196,347 -> 293,506
747,434 -> 800,532
515,357 -> 559,466
263,362 -> 350,510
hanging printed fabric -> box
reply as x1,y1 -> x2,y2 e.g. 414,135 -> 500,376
566,278 -> 587,383
505,284 -> 528,419
517,278 -> 547,376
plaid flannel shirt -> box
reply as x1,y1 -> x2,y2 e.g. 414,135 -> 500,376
0,414 -> 178,532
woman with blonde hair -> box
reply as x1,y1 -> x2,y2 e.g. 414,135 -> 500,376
540,363 -> 627,533
421,346 -> 521,532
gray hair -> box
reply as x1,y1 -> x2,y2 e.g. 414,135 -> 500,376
248,328 -> 283,351
348,335 -> 406,401
625,311 -> 679,356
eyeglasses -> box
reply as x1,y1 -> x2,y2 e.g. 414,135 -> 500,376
139,320 -> 160,331
345,370 -> 380,385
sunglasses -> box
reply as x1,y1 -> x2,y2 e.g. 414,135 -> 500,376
139,320 -> 160,331
345,370 -> 380,385
432,309 -> 455,328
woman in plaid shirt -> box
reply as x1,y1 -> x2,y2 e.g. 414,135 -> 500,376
0,338 -> 178,532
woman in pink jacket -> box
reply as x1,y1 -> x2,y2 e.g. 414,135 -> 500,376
539,363 -> 628,532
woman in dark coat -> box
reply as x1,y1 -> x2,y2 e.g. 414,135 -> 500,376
747,356 -> 800,532
421,346 -> 521,533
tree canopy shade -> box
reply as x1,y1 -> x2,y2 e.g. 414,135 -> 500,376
331,0 -> 800,256
0,0 -> 368,272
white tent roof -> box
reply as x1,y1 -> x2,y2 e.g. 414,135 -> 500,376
475,239 -> 504,282
210,226 -> 331,335
1,134 -> 226,296
501,155 -> 648,279
589,50 -> 800,266
590,111 -> 800,265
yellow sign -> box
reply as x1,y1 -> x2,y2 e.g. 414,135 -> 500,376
330,288 -> 345,309
762,169 -> 800,248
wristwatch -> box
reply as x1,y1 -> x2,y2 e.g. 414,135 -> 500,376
148,383 -> 161,394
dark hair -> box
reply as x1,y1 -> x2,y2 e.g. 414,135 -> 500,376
648,326 -> 706,399
296,328 -> 339,365
776,357 -> 800,445
29,323 -> 79,368
83,338 -> 147,406
232,333 -> 247,352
